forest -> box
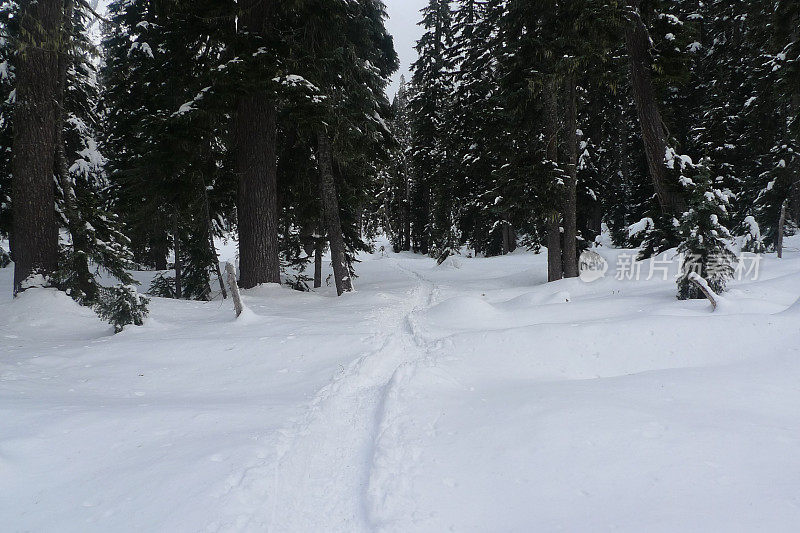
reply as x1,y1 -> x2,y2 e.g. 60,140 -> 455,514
1,0 -> 797,329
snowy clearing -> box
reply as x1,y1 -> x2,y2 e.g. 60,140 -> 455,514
2,238 -> 800,532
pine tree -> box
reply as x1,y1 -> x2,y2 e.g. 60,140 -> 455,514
54,3 -> 137,305
409,0 -> 455,257
676,161 -> 737,299
101,0 -> 232,300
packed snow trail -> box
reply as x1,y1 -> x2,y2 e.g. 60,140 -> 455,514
260,257 -> 440,531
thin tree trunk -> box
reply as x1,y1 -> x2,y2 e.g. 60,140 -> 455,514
12,0 -> 62,294
200,168 -> 226,299
173,214 -> 182,299
152,222 -> 169,271
233,0 -> 280,290
225,262 -> 244,317
624,1 -> 685,216
317,127 -> 353,296
563,73 -> 579,278
545,81 -> 563,282
209,228 -> 226,299
777,200 -> 787,259
314,234 -> 323,289
403,167 -> 412,251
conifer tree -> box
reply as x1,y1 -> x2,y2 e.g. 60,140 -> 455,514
409,0 -> 455,257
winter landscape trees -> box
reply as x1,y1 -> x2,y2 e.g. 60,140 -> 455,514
3,1 -> 800,530
0,0 -> 798,315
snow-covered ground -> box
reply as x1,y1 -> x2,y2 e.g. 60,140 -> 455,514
2,238 -> 800,532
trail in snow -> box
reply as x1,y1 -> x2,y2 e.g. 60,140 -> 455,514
216,256 -> 442,532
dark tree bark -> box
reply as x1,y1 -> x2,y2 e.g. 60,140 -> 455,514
317,128 -> 352,296
624,1 -> 685,216
12,0 -> 63,294
233,93 -> 280,289
173,214 -> 182,299
233,0 -> 280,290
778,201 -> 787,259
562,73 -> 579,278
403,173 -> 412,251
544,82 -> 563,282
501,222 -> 516,255
314,235 -> 323,289
151,223 -> 169,271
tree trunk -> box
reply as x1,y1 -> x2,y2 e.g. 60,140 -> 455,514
225,262 -> 244,318
200,165 -> 226,299
545,82 -> 563,282
317,127 -> 353,296
12,0 -> 63,294
778,200 -> 787,259
314,234 -> 323,289
173,215 -> 182,299
403,171 -> 412,251
152,224 -> 169,271
624,1 -> 685,216
233,93 -> 280,289
233,0 -> 280,290
563,73 -> 579,278
53,0 -> 95,301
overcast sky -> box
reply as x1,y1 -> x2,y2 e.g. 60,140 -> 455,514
384,0 -> 428,98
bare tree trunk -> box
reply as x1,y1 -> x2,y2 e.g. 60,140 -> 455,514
688,273 -> 720,311
624,1 -> 685,216
233,0 -> 280,290
314,235 -> 323,289
317,127 -> 353,296
200,171 -> 226,299
501,223 -> 511,255
12,0 -> 63,294
563,73 -> 579,278
545,82 -> 563,282
210,230 -> 226,299
778,200 -> 787,259
225,262 -> 244,317
152,222 -> 169,270
403,171 -> 412,251
173,215 -> 182,299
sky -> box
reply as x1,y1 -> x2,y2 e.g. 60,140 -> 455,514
384,0 -> 428,98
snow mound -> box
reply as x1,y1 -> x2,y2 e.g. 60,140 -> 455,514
0,287 -> 108,339
422,296 -> 498,327
499,290 -> 571,309
437,255 -> 462,270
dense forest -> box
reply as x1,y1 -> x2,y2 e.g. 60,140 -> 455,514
0,0 -> 798,330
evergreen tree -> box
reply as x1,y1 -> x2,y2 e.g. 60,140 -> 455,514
409,0 -> 455,257
676,161 -> 737,299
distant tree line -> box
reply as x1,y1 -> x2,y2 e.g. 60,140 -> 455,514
0,0 -> 798,331
383,0 -> 798,297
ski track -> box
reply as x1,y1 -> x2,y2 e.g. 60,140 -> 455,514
213,257 -> 449,532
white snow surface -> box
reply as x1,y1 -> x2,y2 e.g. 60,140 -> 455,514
3,237 -> 800,532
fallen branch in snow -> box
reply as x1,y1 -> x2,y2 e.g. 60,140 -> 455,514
225,262 -> 244,318
688,272 -> 719,311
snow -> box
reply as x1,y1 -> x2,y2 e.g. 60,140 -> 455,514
3,236 -> 800,531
